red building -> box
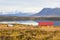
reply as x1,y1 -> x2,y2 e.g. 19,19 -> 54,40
38,22 -> 54,26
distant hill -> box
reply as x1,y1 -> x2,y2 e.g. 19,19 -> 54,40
0,12 -> 33,17
0,8 -> 60,21
32,8 -> 60,17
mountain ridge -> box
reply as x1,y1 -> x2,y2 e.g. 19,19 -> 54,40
32,8 -> 60,17
0,12 -> 33,17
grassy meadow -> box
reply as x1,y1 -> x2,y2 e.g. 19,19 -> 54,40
0,24 -> 60,40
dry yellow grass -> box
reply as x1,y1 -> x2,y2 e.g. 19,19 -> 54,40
0,24 -> 60,40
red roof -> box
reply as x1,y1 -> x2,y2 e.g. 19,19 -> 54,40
38,22 -> 54,26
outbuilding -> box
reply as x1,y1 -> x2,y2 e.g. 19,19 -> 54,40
38,22 -> 54,26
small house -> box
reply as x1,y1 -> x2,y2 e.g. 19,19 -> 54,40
38,22 -> 54,26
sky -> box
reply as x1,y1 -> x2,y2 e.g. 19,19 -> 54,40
0,0 -> 60,13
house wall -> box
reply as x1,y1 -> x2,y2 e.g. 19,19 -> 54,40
38,22 -> 54,26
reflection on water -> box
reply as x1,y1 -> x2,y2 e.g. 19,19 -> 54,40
18,20 -> 38,25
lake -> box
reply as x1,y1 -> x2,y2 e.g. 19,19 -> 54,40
0,20 -> 60,26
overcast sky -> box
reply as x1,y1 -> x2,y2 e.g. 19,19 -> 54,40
0,0 -> 60,13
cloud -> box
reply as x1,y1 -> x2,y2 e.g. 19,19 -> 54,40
0,0 -> 60,13
0,6 -> 42,13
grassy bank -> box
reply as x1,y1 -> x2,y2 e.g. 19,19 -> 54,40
0,24 -> 60,40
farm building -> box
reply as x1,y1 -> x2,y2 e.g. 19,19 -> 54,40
38,22 -> 54,26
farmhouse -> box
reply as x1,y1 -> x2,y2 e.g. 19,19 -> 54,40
38,22 -> 54,26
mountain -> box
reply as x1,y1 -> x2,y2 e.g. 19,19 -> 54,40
0,12 -> 33,17
32,8 -> 60,17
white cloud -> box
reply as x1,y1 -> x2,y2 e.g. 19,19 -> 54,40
0,0 -> 60,13
0,6 -> 42,13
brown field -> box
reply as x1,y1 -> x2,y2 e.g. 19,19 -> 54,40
0,24 -> 60,40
